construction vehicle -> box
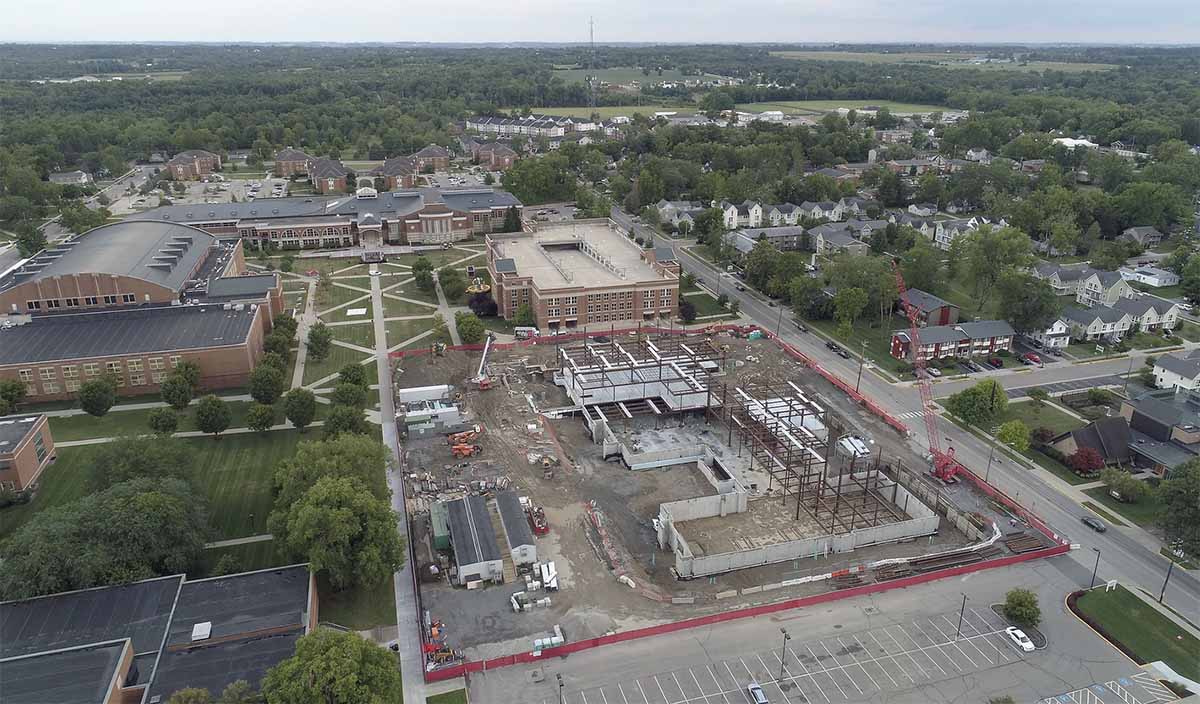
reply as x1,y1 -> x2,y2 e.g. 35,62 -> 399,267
450,444 -> 482,458
472,333 -> 495,390
894,262 -> 962,483
526,505 -> 549,536
446,428 -> 480,445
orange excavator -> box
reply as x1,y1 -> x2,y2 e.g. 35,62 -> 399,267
451,444 -> 483,458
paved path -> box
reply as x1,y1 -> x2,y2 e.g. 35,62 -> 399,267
205,533 -> 274,549
55,421 -> 323,447
291,280 -> 318,390
434,275 -> 461,345
42,394 -> 254,418
371,267 -> 427,703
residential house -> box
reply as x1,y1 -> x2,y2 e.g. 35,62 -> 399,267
1062,305 -> 1132,342
273,148 -> 312,178
1108,141 -> 1149,160
838,197 -> 879,217
876,129 -> 914,144
166,149 -> 221,181
1078,270 -> 1136,307
1048,416 -> 1133,467
965,147 -> 991,164
725,226 -> 808,255
1020,159 -> 1047,173
1119,265 -> 1180,288
907,203 -> 938,217
1120,226 -> 1165,248
809,224 -> 869,256
885,158 -> 938,176
1120,389 -> 1200,476
931,217 -> 991,251
889,320 -> 1015,361
842,219 -> 890,240
811,167 -> 860,183
1154,349 -> 1200,391
412,144 -> 452,171
765,203 -> 802,227
1032,262 -> 1094,296
799,200 -> 843,222
368,155 -> 418,190
1026,318 -> 1071,350
899,288 -> 959,327
309,158 -> 350,194
1113,295 -> 1180,332
476,142 -> 518,171
721,200 -> 763,229
48,170 -> 92,186
0,414 -> 54,492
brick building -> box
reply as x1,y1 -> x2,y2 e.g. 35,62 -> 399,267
0,304 -> 268,403
309,158 -> 350,194
369,155 -> 419,190
476,142 -> 518,171
890,320 -> 1015,361
0,220 -> 283,325
273,147 -> 312,177
412,144 -> 451,172
487,220 -> 680,330
132,187 -> 523,249
166,149 -> 221,180
0,414 -> 53,492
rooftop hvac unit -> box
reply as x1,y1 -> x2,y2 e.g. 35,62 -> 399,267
191,622 -> 212,642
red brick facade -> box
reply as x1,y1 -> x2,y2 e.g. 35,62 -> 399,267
0,414 -> 54,492
167,150 -> 221,181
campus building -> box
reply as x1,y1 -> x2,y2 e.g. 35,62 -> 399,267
0,565 -> 317,703
166,149 -> 221,180
0,413 -> 54,492
486,219 -> 680,330
273,147 -> 312,177
130,187 -> 523,249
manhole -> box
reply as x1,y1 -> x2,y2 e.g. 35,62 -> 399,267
528,668 -> 545,683
863,605 -> 880,615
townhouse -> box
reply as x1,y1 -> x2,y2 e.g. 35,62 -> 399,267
656,200 -> 706,228
890,320 -> 1015,361
1078,269 -> 1136,307
466,113 -> 603,138
809,223 -> 870,256
1153,349 -> 1200,391
721,200 -> 763,229
1113,295 -> 1181,332
1062,305 -> 1132,342
798,200 -> 843,221
899,288 -> 959,327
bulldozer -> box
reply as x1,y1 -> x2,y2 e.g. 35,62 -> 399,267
451,443 -> 483,458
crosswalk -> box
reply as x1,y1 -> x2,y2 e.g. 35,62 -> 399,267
895,410 -> 927,420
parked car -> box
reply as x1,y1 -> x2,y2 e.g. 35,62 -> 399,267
1047,347 -> 1064,357
793,321 -> 808,332
987,357 -> 1004,369
826,340 -> 839,351
1005,627 -> 1035,652
1081,516 -> 1107,533
835,347 -> 851,359
926,366 -> 942,377
1022,352 -> 1042,365
746,683 -> 769,704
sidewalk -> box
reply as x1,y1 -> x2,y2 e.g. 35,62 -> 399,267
55,421 -> 323,447
1128,583 -> 1200,641
42,394 -> 253,418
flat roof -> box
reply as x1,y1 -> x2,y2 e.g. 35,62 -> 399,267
447,495 -> 500,567
148,630 -> 303,700
495,490 -> 535,549
0,304 -> 259,366
491,221 -> 671,289
0,221 -> 217,295
0,640 -> 129,704
0,413 -> 43,454
0,575 -> 182,659
163,566 -> 310,648
204,273 -> 279,300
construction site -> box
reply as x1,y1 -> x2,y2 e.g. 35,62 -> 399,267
394,327 -> 1060,667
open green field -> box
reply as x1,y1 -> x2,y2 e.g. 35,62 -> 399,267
48,399 -> 269,442
681,291 -> 734,320
737,100 -> 953,114
285,257 -> 366,278
535,105 -> 682,119
383,295 -> 438,317
1083,486 -> 1163,528
389,250 -> 477,271
316,282 -> 371,310
384,283 -> 441,306
329,322 -> 375,348
303,344 -> 373,386
318,574 -> 398,629
0,432 -> 307,541
552,66 -> 726,85
198,540 -> 289,577
995,400 -> 1084,436
769,51 -> 1116,73
385,318 -> 440,348
805,315 -> 897,371
1074,585 -> 1200,681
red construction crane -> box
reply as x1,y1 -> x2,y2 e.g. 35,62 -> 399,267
893,262 -> 961,482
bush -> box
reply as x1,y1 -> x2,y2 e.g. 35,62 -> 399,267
1003,588 -> 1041,628
147,408 -> 179,435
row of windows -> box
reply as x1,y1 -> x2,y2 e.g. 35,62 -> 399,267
18,357 -> 182,390
26,293 -> 135,310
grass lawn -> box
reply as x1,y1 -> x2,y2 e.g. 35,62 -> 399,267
1125,331 -> 1182,352
0,446 -> 97,537
1075,585 -> 1200,681
197,539 -> 289,578
285,257 -> 365,278
330,322 -> 375,348
1132,282 -> 1183,299
1174,322 -> 1200,342
383,295 -> 438,317
535,105 -> 679,119
318,574 -> 398,629
1081,501 -> 1128,527
737,99 -> 953,114
384,282 -> 442,306
48,399 -> 272,442
303,344 -> 373,386
805,315 -> 899,371
996,400 -> 1084,436
389,250 -> 470,271
682,291 -> 731,318
1066,342 -> 1126,359
1082,486 -> 1162,528
427,691 -> 468,704
316,282 -> 371,310
1161,547 -> 1199,570
479,315 -> 517,334
385,318 -> 438,347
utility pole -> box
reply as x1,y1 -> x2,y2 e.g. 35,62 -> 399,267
855,340 -> 869,392
778,628 -> 791,685
955,594 -> 967,640
557,674 -> 565,704
1123,354 -> 1135,395
984,442 -> 996,484
1160,541 -> 1180,603
1090,547 -> 1101,589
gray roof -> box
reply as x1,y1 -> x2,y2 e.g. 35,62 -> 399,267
494,258 -> 517,274
0,221 -> 217,295
495,490 -> 535,549
274,147 -> 310,162
149,631 -> 302,700
1091,270 -> 1125,288
814,228 -> 863,248
309,158 -> 348,180
739,225 -> 807,240
957,320 -> 1015,339
447,495 -> 500,567
1,640 -> 130,704
893,320 -> 1014,346
0,414 -> 44,455
1063,304 -> 1128,325
1123,226 -> 1163,238
653,245 -> 677,262
414,144 -> 451,158
904,288 -> 955,314
1114,296 -> 1175,317
0,304 -> 260,365
893,326 -> 962,345
1128,430 -> 1198,468
371,155 -> 417,177
1155,350 -> 1200,380
1054,417 -> 1132,463
204,273 -> 278,300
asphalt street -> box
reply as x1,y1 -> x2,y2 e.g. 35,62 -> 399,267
611,208 -> 1200,622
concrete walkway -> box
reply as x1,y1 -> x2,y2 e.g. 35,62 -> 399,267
291,280 -> 318,390
42,394 -> 253,418
1127,582 -> 1200,640
205,533 -> 274,549
433,275 -> 462,345
55,421 -> 324,447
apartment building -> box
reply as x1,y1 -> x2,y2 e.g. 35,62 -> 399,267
890,320 -> 1015,361
0,414 -> 54,492
412,144 -> 452,171
273,147 -> 313,177
487,220 -> 679,330
166,149 -> 221,180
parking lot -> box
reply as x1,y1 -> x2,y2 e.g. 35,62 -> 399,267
1040,671 -> 1178,704
552,607 -> 1030,704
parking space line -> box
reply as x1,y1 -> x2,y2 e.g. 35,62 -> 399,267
820,641 -> 864,695
653,674 -> 671,704
978,630 -> 1012,663
598,688 -> 609,704
838,636 -> 881,691
869,631 -> 915,683
938,615 -> 992,665
805,644 -> 848,699
884,626 -> 930,679
671,672 -> 693,704
688,669 -> 713,704
705,665 -> 733,704
617,682 -> 631,704
635,679 -> 650,704
787,647 -> 831,703
907,621 -> 958,674
967,607 -> 1003,632
861,633 -> 903,686
897,623 -> 948,676
724,662 -> 742,699
924,619 -> 977,669
581,691 -> 590,704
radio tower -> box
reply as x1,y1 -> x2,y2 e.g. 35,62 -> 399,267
588,17 -> 596,110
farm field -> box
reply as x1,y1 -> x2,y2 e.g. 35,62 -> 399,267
535,105 -> 686,119
736,99 -> 953,114
552,66 -> 727,85
769,51 -> 1115,73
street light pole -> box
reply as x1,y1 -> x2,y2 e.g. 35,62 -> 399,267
775,304 -> 784,338
557,674 -> 564,704
855,340 -> 868,392
1123,354 -> 1135,395
1090,547 -> 1101,589
955,594 -> 967,641
984,443 -> 996,484
778,628 -> 791,684
1160,548 -> 1178,603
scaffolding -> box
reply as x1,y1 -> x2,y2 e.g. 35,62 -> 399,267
704,381 -> 903,535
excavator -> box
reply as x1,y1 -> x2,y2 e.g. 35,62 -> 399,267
451,443 -> 483,458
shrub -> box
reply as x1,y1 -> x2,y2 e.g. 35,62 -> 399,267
1003,588 -> 1041,628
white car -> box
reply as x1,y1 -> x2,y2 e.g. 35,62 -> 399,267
1005,626 -> 1035,652
746,684 -> 768,704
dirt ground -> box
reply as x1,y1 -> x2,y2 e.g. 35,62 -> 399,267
396,332 -> 1013,659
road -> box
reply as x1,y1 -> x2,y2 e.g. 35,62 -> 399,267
613,207 -> 1200,622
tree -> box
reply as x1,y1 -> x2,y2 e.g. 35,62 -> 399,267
268,434 -> 390,524
195,395 -> 231,438
1027,388 -> 1050,408
502,205 -> 522,232
1068,447 -> 1105,475
283,388 -> 317,432
215,681 -> 258,704
79,376 -> 118,417
832,287 -> 869,330
678,300 -> 697,323
168,689 -> 212,704
455,311 -> 486,344
15,227 -> 47,257
901,239 -> 944,293
1003,588 -> 1041,628
337,364 -> 367,388
148,407 -> 179,435
331,382 -> 367,409
0,478 -> 208,600
160,374 -> 194,410
964,226 -> 1033,307
174,360 -> 202,391
0,378 -> 28,410
438,266 -> 466,301
514,303 -> 536,327
1157,461 -> 1200,555
1100,467 -> 1149,503
306,321 -> 333,363
247,403 -> 276,434
261,629 -> 403,704
274,314 -> 299,341
996,420 -> 1031,453
876,169 -> 907,207
945,379 -> 1007,427
324,405 -> 369,438
997,273 -> 1061,334
91,435 -> 192,489
259,351 -> 287,373
413,267 -> 434,292
249,364 -> 285,405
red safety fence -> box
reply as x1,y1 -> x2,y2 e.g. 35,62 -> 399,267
424,541 -> 1069,683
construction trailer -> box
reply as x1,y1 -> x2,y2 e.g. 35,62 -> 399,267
445,495 -> 504,586
495,490 -> 538,567
396,384 -> 465,437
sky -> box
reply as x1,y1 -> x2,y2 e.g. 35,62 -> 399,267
2,0 -> 1197,44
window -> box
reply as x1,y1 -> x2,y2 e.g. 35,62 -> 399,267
38,367 -> 55,381
65,297 -> 79,307
42,382 -> 60,394
84,296 -> 98,306
65,379 -> 81,392
122,294 -> 136,303
127,360 -> 143,373
62,365 -> 78,379
18,369 -> 33,382
129,373 -> 146,386
46,299 -> 62,309
106,361 -> 122,375
149,357 -> 165,371
34,434 -> 47,462
83,363 -> 100,377
25,300 -> 40,310
151,371 -> 168,384
169,356 -> 182,368
103,295 -> 118,305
